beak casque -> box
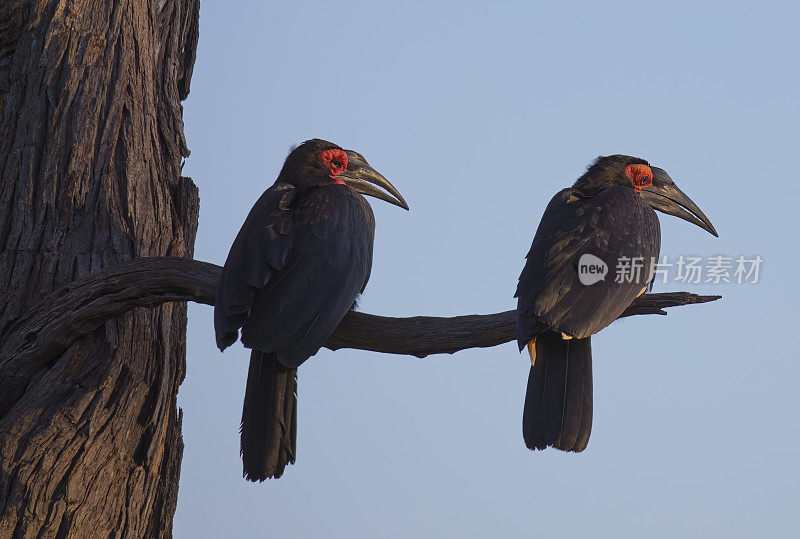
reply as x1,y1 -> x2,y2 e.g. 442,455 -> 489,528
641,167 -> 718,237
339,151 -> 409,210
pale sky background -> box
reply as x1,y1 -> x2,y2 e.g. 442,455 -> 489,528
174,1 -> 799,537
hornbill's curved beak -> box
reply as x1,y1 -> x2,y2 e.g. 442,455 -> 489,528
641,167 -> 718,237
339,151 -> 409,210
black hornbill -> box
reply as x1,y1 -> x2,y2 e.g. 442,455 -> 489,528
214,139 -> 408,480
515,155 -> 717,452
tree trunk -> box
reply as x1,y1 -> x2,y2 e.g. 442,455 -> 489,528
0,0 -> 199,536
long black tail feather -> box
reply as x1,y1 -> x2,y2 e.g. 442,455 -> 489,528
240,350 -> 298,480
523,332 -> 592,452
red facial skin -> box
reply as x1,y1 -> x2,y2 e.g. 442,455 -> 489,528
317,149 -> 349,185
625,164 -> 653,193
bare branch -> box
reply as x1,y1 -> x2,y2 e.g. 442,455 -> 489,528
0,258 -> 721,369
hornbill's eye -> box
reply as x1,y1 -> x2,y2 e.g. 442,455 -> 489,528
625,164 -> 654,192
317,149 -> 348,175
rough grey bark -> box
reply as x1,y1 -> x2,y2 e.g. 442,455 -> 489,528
0,0 -> 199,536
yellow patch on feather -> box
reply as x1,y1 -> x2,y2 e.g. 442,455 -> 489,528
527,338 -> 536,367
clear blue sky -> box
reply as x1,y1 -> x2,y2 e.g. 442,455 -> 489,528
175,1 -> 799,537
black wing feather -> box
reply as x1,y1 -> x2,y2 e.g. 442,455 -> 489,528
215,183 -> 374,368
215,182 -> 296,350
516,186 -> 660,346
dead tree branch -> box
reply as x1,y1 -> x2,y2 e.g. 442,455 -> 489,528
0,257 -> 721,374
